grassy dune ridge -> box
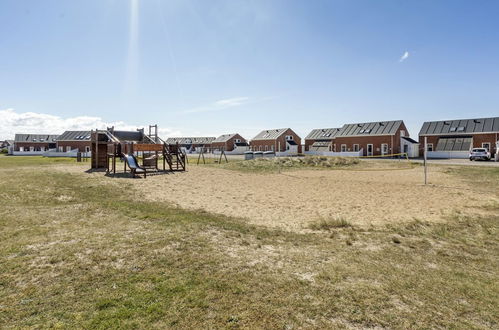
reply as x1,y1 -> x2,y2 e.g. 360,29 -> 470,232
0,156 -> 497,328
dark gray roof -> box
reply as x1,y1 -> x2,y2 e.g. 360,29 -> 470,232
252,128 -> 290,140
14,134 -> 59,143
305,128 -> 343,140
165,137 -> 216,145
112,130 -> 144,142
57,131 -> 91,141
287,140 -> 298,146
337,120 -> 403,137
2,140 -> 14,146
419,117 -> 499,136
235,142 -> 249,146
402,136 -> 419,144
213,134 -> 238,143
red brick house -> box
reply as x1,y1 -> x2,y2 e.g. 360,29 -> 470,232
304,128 -> 342,152
212,133 -> 248,152
419,117 -> 499,158
250,128 -> 302,153
333,120 -> 411,156
13,134 -> 59,154
56,131 -> 91,153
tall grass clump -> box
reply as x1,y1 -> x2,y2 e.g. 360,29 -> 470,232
308,217 -> 352,230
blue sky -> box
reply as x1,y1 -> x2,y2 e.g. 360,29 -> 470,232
1,0 -> 499,140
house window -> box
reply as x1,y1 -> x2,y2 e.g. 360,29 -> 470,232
30,146 -> 34,152
482,143 -> 491,151
58,146 -> 63,152
285,135 -> 293,141
235,139 -> 241,143
40,147 -> 45,152
85,146 -> 90,153
400,130 -> 405,137
341,144 -> 347,152
66,146 -> 71,152
427,143 -> 433,152
353,144 -> 359,152
381,144 -> 389,155
20,147 -> 24,152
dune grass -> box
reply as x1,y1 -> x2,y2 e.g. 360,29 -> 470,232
214,156 -> 360,173
0,159 -> 498,328
308,217 -> 352,231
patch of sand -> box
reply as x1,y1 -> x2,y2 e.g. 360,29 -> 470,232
124,166 -> 497,231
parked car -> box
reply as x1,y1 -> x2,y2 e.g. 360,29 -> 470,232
469,148 -> 491,161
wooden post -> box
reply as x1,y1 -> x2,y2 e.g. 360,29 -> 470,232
424,136 -> 428,185
113,144 -> 116,174
95,130 -> 98,169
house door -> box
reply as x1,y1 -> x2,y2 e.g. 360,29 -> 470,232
381,144 -> 389,155
367,144 -> 373,156
403,144 -> 409,154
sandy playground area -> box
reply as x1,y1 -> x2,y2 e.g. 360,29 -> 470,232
122,165 -> 497,232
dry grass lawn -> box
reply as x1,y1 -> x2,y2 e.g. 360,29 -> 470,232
1,156 -> 498,328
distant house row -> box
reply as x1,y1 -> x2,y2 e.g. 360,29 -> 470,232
303,117 -> 499,158
5,116 -> 499,158
10,132 -> 92,156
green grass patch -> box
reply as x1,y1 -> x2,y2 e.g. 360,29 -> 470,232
0,155 -> 77,169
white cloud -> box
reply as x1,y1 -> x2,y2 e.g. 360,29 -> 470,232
183,97 -> 250,113
214,97 -> 249,107
0,108 -> 181,140
399,51 -> 410,62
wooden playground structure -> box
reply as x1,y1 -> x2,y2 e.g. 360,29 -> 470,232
91,125 -> 187,178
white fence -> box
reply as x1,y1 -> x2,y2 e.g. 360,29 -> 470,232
213,147 -> 250,155
12,151 -> 47,156
12,149 -> 90,158
276,151 -> 300,157
43,149 -> 81,157
304,150 -> 363,157
427,151 -> 469,159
